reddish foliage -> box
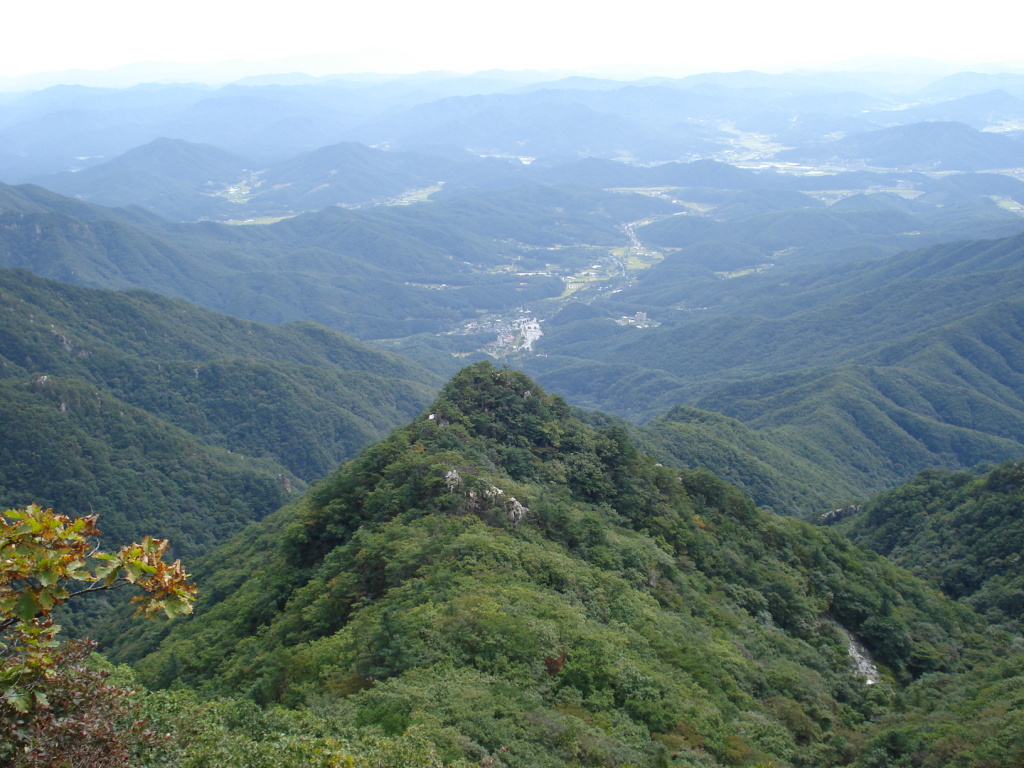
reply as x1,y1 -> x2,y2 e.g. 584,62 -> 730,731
544,650 -> 567,676
1,640 -> 163,768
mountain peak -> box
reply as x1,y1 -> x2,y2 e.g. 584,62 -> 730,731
429,361 -> 569,454
293,361 -> 654,563
117,363 -> 983,768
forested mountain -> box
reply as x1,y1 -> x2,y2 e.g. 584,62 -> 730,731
0,374 -> 291,559
34,138 -> 252,221
0,268 -> 439,552
631,406 -> 859,515
8,84 -> 1023,517
898,89 -> 1024,127
0,180 -> 575,336
520,232 -> 1024,510
106,363 -> 1024,767
830,459 -> 1024,625
34,139 -> 468,221
4,66 -> 1024,767
0,73 -> 563,179
632,191 -> 1024,270
4,70 -> 1022,212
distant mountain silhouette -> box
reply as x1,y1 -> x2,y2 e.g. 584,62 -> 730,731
35,138 -> 250,219
776,121 -> 1024,170
898,90 -> 1024,128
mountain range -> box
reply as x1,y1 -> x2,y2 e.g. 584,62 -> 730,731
4,66 -> 1024,768
775,121 -> 1024,171
0,268 -> 439,554
98,362 -> 1024,768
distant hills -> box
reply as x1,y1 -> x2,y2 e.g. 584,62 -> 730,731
34,149 -> 781,222
3,68 -> 1024,520
775,121 -> 1024,171
522,232 -> 1024,511
5,117 -> 1024,520
0,180 -> 602,337
896,89 -> 1024,127
3,69 -> 1022,187
5,69 -> 1024,766
24,131 -> 1024,225
35,138 -> 251,221
8,183 -> 1021,522
34,138 -> 466,221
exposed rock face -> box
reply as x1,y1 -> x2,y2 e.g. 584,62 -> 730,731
503,496 -> 528,525
839,625 -> 881,685
819,504 -> 861,524
445,468 -> 462,492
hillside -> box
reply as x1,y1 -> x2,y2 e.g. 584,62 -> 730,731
2,180 -> 684,338
104,362 -> 1024,768
830,459 -> 1024,625
898,89 -> 1024,126
253,141 -> 459,213
0,268 -> 440,552
774,121 -> 1024,171
35,139 -> 468,221
632,405 -> 857,515
33,137 -> 251,220
633,197 -> 1024,272
6,69 -> 1024,768
0,375 -> 291,559
520,232 -> 1024,510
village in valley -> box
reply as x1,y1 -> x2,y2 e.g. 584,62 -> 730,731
440,230 -> 666,359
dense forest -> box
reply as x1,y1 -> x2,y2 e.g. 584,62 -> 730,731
0,269 -> 439,552
833,459 -> 1024,625
71,363 -> 1020,767
3,66 -> 1024,767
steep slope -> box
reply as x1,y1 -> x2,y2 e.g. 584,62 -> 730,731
33,139 -> 470,221
253,142 -> 459,213
524,232 -> 1024,509
0,268 -> 440,481
633,405 -> 857,515
0,269 -> 445,566
115,362 -> 987,768
830,458 -> 1024,625
3,180 -> 640,338
0,375 -> 290,558
0,276 -> 442,648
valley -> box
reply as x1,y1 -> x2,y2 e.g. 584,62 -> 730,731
3,65 -> 1024,768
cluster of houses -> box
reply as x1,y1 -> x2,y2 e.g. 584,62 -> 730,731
616,311 -> 658,328
487,316 -> 543,353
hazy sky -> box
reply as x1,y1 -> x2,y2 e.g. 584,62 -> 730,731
3,0 -> 1021,82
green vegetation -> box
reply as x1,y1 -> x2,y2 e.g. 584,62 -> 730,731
1,505 -> 195,764
0,269 -> 440,555
524,233 -> 1024,512
833,459 -> 1024,626
0,377 -> 292,559
6,74 -> 1024,768
35,138 -> 251,222
0,504 -> 461,767
103,363 -> 1020,768
775,121 -> 1024,171
634,405 -> 850,515
0,180 -> 680,338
